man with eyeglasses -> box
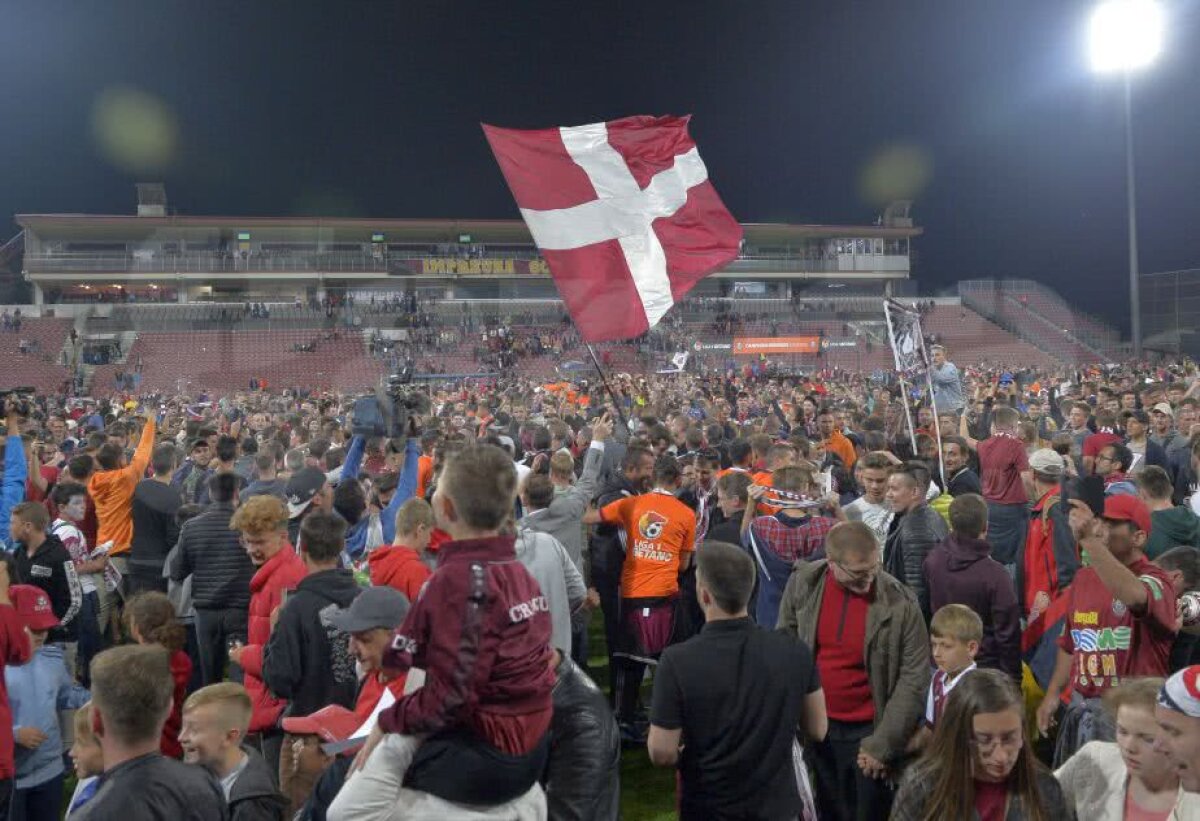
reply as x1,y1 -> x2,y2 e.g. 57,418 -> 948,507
778,521 -> 930,821
1096,443 -> 1138,496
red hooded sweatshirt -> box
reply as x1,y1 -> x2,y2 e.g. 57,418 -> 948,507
368,544 -> 431,603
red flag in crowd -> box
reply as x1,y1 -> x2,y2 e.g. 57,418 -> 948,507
482,115 -> 742,342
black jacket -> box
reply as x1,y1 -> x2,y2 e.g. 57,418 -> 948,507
13,533 -> 82,643
588,475 -> 639,582
543,656 -> 620,821
883,504 -> 949,618
130,479 -> 182,579
172,461 -> 214,506
168,502 -> 254,610
262,568 -> 361,717
74,752 -> 228,821
229,745 -> 288,821
892,764 -> 1067,821
946,467 -> 982,497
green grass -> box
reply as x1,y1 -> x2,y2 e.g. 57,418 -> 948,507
583,615 -> 677,821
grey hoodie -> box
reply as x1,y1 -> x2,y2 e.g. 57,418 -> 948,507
514,524 -> 586,655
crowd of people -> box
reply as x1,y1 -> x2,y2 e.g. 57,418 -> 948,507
0,345 -> 1195,819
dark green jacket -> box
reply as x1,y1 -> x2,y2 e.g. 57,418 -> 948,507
776,559 -> 930,764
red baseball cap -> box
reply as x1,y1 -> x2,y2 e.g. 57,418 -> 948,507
11,585 -> 59,631
1102,494 -> 1152,535
281,705 -> 361,744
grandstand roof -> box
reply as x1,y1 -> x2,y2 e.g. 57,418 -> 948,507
16,214 -> 921,243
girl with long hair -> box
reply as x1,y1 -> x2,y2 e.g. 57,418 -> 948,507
891,668 -> 1068,820
125,591 -> 191,759
1056,677 -> 1199,819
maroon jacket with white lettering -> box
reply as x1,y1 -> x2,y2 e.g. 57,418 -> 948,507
378,535 -> 555,754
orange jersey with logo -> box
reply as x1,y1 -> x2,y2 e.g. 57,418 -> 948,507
600,491 -> 696,599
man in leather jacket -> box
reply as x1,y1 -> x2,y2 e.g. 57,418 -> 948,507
543,652 -> 620,821
884,462 -> 949,619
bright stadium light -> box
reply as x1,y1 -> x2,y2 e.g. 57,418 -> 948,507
1088,0 -> 1164,359
1089,0 -> 1164,74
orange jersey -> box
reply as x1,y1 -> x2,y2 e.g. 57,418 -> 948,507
824,429 -> 857,469
752,470 -> 781,516
416,454 -> 434,499
600,491 -> 696,599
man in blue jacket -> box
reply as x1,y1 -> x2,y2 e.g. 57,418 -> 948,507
0,407 -> 28,551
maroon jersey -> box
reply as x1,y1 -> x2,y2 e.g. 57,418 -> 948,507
1058,558 -> 1177,699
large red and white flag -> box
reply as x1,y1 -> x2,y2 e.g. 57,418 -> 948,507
482,115 -> 742,342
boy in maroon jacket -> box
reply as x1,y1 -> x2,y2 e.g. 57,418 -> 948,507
353,443 -> 554,809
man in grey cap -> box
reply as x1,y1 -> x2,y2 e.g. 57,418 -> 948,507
1022,447 -> 1079,690
329,585 -> 418,706
296,586 -> 417,821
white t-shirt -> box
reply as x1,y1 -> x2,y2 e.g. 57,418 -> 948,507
844,497 -> 892,552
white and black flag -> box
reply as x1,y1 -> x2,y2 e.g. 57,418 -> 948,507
883,298 -> 929,375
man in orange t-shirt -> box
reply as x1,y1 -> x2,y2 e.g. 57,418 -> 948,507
817,408 -> 857,469
414,432 -> 436,500
593,455 -> 695,734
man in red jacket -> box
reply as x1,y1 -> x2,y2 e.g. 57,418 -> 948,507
350,443 -> 553,812
227,495 -> 307,774
0,556 -> 32,817
367,498 -> 433,602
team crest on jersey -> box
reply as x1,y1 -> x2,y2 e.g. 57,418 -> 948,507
638,510 -> 668,540
1112,598 -> 1127,618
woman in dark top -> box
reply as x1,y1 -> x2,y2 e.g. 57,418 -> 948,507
892,668 -> 1068,821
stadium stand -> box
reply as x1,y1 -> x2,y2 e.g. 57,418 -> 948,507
0,317 -> 72,392
91,328 -> 384,393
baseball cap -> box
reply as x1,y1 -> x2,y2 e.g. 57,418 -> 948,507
281,704 -> 362,743
1028,448 -> 1064,478
1102,494 -> 1152,534
285,467 -> 327,518
11,584 -> 59,631
1152,402 -> 1175,418
328,586 -> 410,634
189,438 -> 210,453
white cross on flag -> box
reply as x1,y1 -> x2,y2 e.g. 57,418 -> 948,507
482,115 -> 742,342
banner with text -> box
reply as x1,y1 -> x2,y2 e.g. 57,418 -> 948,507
409,258 -> 550,276
732,336 -> 821,355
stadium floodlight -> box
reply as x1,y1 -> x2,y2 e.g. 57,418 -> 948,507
1088,0 -> 1163,358
1089,0 -> 1164,74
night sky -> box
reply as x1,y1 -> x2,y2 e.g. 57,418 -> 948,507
3,0 -> 1200,331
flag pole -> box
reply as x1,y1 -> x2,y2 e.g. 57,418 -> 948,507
922,361 -> 946,488
883,299 -> 919,459
585,341 -> 632,434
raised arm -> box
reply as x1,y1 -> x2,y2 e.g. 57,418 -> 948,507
125,416 -> 157,480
